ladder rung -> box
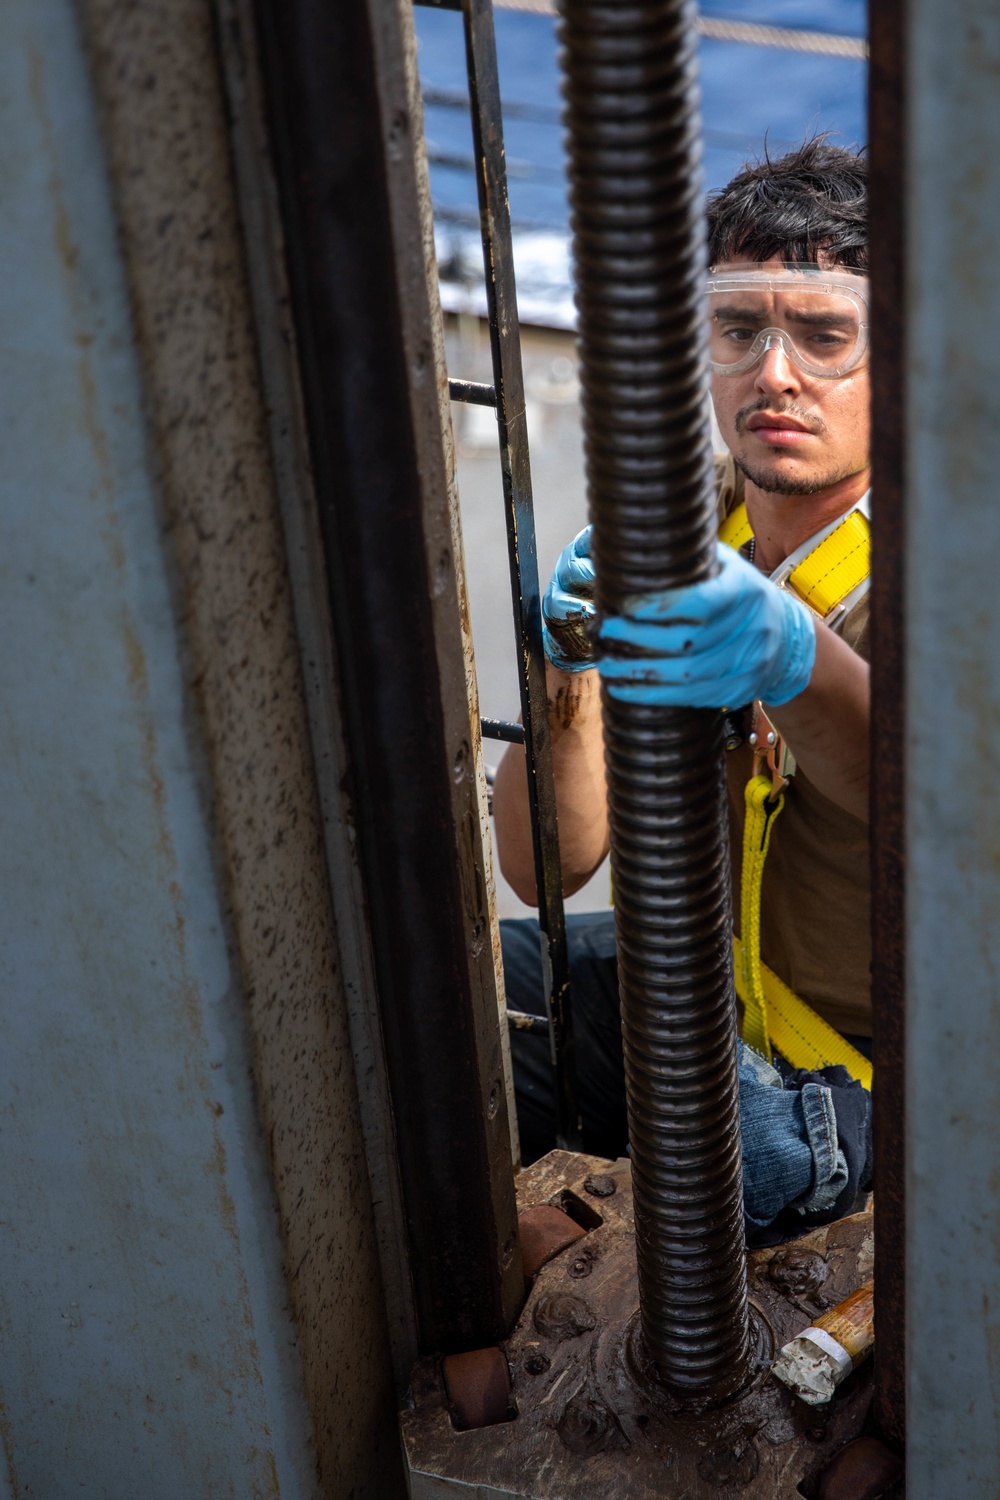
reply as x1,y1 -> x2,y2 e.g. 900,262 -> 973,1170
507,1010 -> 550,1035
449,377 -> 497,408
481,718 -> 524,744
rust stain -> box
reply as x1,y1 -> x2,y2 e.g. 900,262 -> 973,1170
245,1445 -> 283,1499
984,1292 -> 1000,1453
0,1397 -> 22,1500
36,15 -> 257,1226
74,0 -> 408,1487
26,15 -> 277,1461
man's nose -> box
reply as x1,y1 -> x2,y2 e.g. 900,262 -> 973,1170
754,343 -> 800,398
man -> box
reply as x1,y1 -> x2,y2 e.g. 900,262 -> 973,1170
492,141 -> 873,1236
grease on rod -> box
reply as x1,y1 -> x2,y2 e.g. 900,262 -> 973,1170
557,0 -> 750,1399
772,1280 -> 875,1405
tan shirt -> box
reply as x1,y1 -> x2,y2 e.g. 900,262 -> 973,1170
715,456 -> 872,1039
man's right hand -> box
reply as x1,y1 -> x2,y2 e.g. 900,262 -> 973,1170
497,524 -> 612,900
541,525 -> 597,672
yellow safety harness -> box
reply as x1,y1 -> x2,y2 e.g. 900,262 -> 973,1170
720,499 -> 873,1091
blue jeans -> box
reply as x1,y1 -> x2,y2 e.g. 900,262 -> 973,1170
502,913 -> 872,1234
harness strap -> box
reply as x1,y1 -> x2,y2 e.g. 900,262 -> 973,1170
716,504 -> 755,552
739,774 -> 784,1063
720,499 -> 873,1090
718,501 -> 754,552
719,499 -> 870,622
790,509 -> 869,616
733,935 -> 873,1091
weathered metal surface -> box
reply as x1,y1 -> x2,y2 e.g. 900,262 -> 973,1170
449,377 -> 498,407
507,1009 -> 552,1035
389,0 -> 522,1177
457,0 -> 581,1152
903,0 -> 1000,1490
443,1348 -> 514,1430
75,0 -> 410,1490
252,0 -> 523,1349
815,1436 -> 903,1499
558,0 -> 748,1399
0,0 -> 334,1490
212,0 -> 422,1384
518,1205 -> 587,1279
867,0 -> 907,1453
403,1153 -> 876,1497
367,0 -> 524,1217
482,718 -> 527,745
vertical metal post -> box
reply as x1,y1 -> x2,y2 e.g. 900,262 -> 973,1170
868,0 -> 906,1453
253,0 -> 524,1353
558,0 -> 749,1399
457,0 -> 582,1150
903,0 -> 1000,1489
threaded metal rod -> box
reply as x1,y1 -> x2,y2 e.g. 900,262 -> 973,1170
558,0 -> 750,1398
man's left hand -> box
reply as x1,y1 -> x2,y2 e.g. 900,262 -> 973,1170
597,541 -> 817,709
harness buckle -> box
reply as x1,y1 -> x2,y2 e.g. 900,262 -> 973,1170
748,702 -> 796,799
774,575 -> 847,629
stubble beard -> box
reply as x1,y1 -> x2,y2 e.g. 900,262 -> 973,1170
731,397 -> 863,496
733,451 -> 865,496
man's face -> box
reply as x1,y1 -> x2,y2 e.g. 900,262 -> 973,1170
710,255 -> 871,496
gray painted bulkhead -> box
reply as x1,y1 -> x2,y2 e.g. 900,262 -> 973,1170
0,0 -> 404,1492
906,0 -> 1000,1491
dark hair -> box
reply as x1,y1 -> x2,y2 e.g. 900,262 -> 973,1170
706,138 -> 867,270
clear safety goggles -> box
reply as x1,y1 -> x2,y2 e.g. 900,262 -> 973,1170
706,264 -> 869,379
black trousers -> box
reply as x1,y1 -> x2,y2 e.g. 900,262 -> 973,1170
501,911 -> 628,1164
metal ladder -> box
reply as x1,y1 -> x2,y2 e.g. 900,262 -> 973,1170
414,0 -> 581,1150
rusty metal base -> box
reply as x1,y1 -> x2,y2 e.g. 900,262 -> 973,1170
401,1151 -> 877,1498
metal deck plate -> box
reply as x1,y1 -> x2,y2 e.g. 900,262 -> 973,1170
403,1151 -> 875,1498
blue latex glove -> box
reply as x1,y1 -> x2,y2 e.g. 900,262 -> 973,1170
541,525 -> 597,672
597,541 -> 816,708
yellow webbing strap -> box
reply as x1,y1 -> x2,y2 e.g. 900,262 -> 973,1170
788,509 -> 870,616
716,503 -> 873,1087
739,774 -> 784,1062
737,776 -> 872,1090
719,501 -> 871,620
734,935 -> 873,1090
718,501 -> 754,551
